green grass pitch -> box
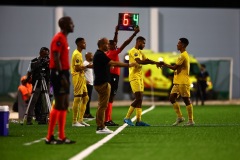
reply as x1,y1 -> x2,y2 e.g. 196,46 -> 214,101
1,104 -> 240,160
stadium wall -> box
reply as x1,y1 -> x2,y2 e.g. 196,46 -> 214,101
0,6 -> 239,100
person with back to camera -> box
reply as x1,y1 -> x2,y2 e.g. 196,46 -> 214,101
93,37 -> 137,134
104,25 -> 140,126
157,38 -> 195,126
45,16 -> 76,144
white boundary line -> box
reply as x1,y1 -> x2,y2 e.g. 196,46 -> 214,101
24,138 -> 46,146
69,105 -> 156,160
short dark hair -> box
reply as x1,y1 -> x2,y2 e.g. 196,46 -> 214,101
179,38 -> 189,47
201,64 -> 206,68
75,37 -> 84,45
40,47 -> 49,52
136,36 -> 145,42
109,40 -> 115,45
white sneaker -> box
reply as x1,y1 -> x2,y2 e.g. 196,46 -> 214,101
96,127 -> 113,134
172,117 -> 185,126
72,122 -> 85,127
184,121 -> 195,126
79,121 -> 90,127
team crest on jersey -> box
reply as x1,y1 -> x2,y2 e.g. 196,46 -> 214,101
76,59 -> 79,63
56,41 -> 61,46
134,53 -> 138,56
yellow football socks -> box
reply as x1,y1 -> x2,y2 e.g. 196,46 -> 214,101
78,96 -> 89,122
72,97 -> 80,123
125,106 -> 135,119
136,108 -> 142,122
173,102 -> 183,118
186,104 -> 193,121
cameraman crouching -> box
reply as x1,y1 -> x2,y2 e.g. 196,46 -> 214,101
25,47 -> 50,125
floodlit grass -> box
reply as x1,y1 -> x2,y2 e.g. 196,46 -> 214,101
1,104 -> 240,160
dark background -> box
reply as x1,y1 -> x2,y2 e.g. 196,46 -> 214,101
0,0 -> 239,8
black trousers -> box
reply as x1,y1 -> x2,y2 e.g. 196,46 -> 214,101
85,84 -> 93,114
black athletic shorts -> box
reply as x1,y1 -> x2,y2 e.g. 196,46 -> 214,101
109,74 -> 119,96
50,69 -> 70,96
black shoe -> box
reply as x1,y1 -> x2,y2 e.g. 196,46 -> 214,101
45,135 -> 62,145
58,137 -> 76,144
84,114 -> 95,119
104,120 -> 119,126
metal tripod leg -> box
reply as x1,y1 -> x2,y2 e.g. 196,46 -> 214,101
23,78 -> 51,124
41,78 -> 51,115
34,77 -> 51,124
23,80 -> 39,123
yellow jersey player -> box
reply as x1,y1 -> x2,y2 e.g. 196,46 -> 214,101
124,36 -> 159,126
158,37 -> 195,126
71,37 -> 91,127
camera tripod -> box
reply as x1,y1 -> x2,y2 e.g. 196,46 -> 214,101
23,76 -> 51,124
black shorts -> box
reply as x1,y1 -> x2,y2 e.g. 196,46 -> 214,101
50,69 -> 70,96
109,74 -> 119,96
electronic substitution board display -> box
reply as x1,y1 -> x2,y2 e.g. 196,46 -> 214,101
118,13 -> 139,31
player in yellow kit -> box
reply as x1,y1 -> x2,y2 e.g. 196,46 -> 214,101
71,37 -> 91,127
123,36 -> 159,126
158,37 -> 195,126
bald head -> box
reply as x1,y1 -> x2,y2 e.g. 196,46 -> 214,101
85,52 -> 93,62
58,16 -> 74,34
97,37 -> 109,52
58,16 -> 71,29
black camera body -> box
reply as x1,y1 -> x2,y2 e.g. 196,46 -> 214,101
38,57 -> 50,76
38,57 -> 49,69
30,56 -> 50,86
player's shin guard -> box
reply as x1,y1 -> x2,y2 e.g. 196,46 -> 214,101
186,104 -> 193,121
173,102 -> 183,118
